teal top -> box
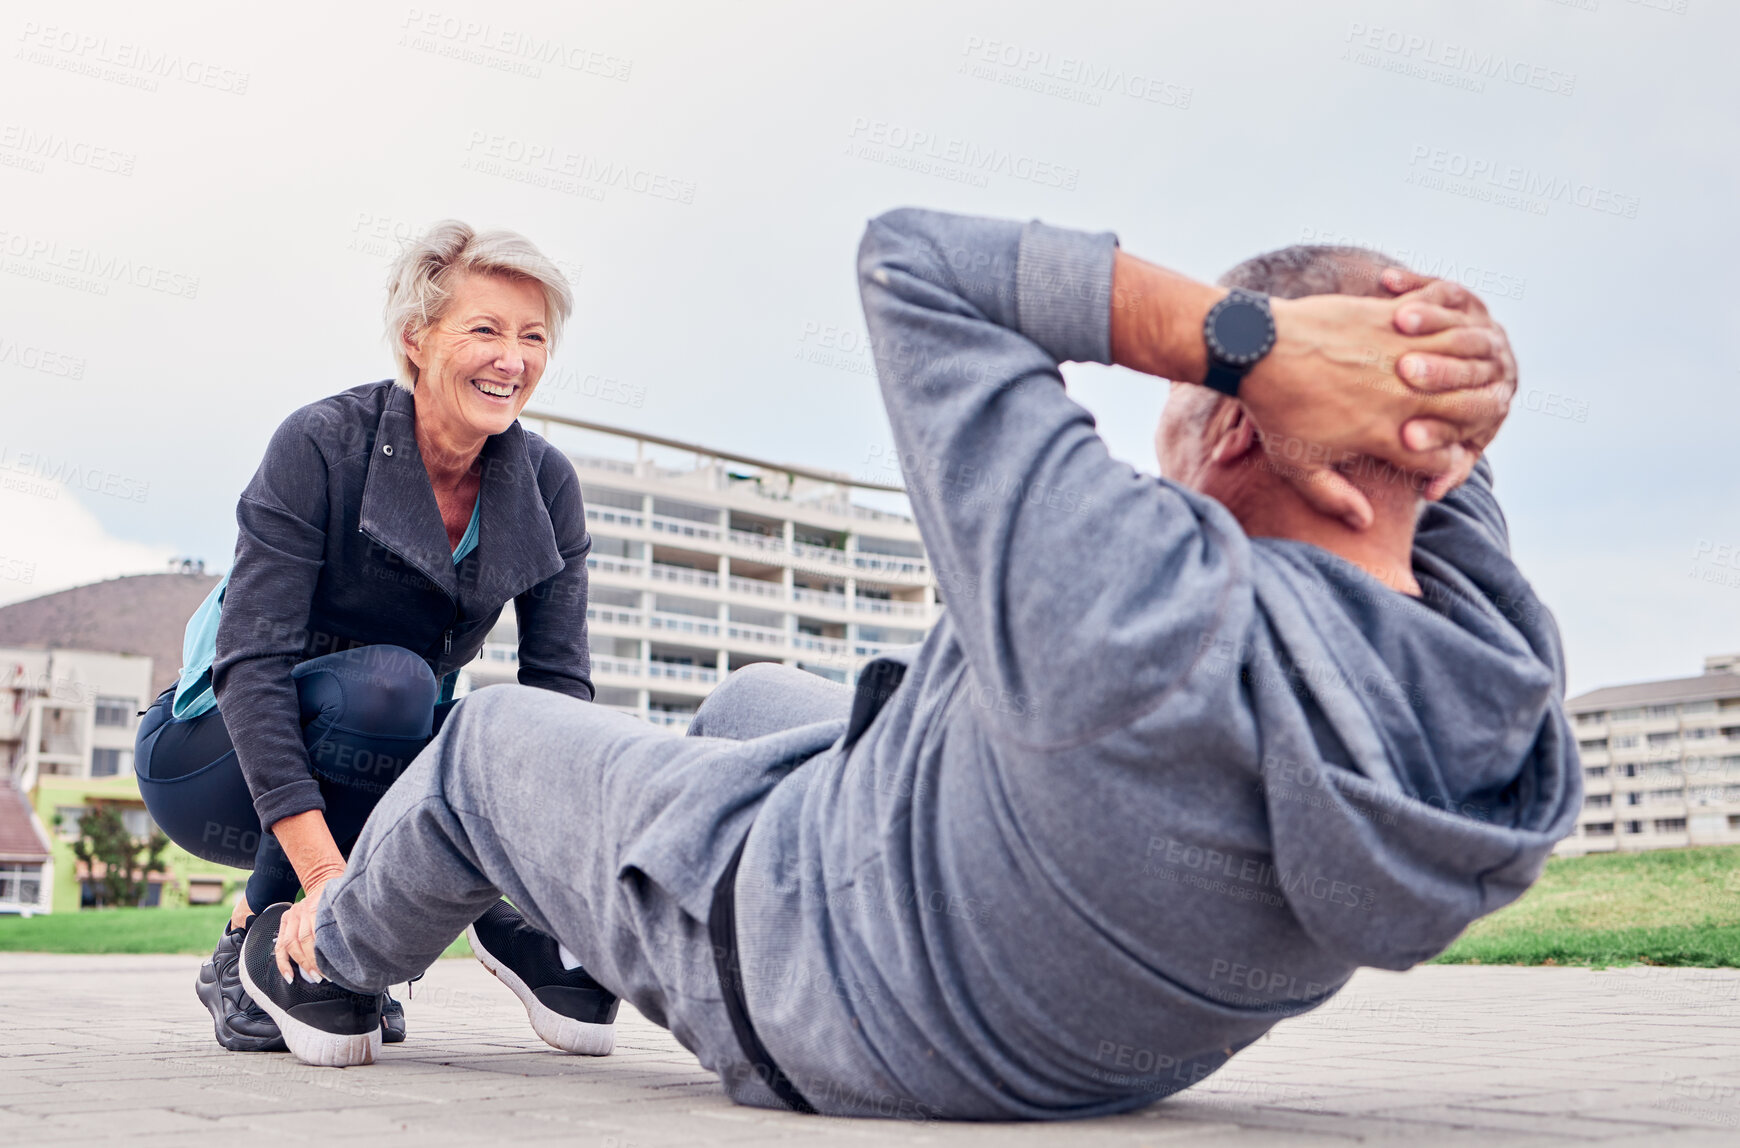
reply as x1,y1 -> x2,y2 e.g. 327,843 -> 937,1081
172,496 -> 481,720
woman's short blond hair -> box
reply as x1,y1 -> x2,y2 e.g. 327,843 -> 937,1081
383,220 -> 573,390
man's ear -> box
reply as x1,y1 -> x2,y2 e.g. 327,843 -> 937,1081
1209,401 -> 1259,466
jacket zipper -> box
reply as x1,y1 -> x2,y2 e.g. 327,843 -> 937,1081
359,523 -> 460,665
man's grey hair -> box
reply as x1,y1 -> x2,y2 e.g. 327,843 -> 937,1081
383,220 -> 574,390
1217,243 -> 1406,300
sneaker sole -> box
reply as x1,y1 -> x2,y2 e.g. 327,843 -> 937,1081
195,968 -> 287,1053
237,958 -> 382,1068
466,924 -> 615,1056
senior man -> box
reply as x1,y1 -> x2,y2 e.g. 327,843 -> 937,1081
240,209 -> 1578,1120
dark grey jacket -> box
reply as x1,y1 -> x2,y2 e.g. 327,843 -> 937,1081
213,380 -> 593,828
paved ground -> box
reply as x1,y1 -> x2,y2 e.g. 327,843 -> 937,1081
1,955 -> 1737,1147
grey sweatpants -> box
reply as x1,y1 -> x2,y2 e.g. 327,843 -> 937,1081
312,664 -> 851,1109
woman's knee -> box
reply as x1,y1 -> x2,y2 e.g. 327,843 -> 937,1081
298,644 -> 438,736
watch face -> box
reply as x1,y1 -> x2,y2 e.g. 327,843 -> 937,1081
1209,298 -> 1275,365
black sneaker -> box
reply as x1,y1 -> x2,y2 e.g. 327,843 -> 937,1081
467,900 -> 619,1055
237,902 -> 384,1067
381,991 -> 406,1043
195,918 -> 287,1053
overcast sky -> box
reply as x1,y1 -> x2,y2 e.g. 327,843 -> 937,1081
2,0 -> 1735,697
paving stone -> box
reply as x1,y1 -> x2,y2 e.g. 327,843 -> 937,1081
2,955 -> 1737,1146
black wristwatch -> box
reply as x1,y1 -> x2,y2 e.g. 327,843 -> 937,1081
1201,288 -> 1277,397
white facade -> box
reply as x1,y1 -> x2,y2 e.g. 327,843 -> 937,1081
461,416 -> 940,731
1559,654 -> 1740,855
2,647 -> 155,795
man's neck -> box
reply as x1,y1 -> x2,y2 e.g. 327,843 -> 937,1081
1223,470 -> 1421,596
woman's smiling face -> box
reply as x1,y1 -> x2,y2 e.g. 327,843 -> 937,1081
403,271 -> 550,443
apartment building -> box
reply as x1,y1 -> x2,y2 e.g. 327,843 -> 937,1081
1560,653 -> 1740,854
462,413 -> 941,729
1,646 -> 159,911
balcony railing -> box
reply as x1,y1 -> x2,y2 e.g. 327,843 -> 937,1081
649,612 -> 721,637
728,575 -> 785,599
727,528 -> 787,554
589,508 -> 645,530
647,710 -> 695,730
852,554 -> 928,577
791,587 -> 847,611
587,607 -> 645,628
791,540 -> 851,568
651,514 -> 722,542
727,622 -> 787,647
650,564 -> 719,589
792,634 -> 848,656
593,656 -> 643,678
854,598 -> 929,619
647,663 -> 719,684
587,556 -> 648,577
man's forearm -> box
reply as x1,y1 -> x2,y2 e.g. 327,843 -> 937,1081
1109,250 -> 1223,384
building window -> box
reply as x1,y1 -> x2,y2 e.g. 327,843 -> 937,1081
54,805 -> 87,839
1646,732 -> 1677,747
1623,820 -> 1643,834
1578,739 -> 1608,753
1612,735 -> 1640,749
93,695 -> 137,727
1611,708 -> 1644,722
1653,818 -> 1687,833
120,807 -> 155,838
1574,712 -> 1605,728
1626,792 -> 1643,806
1584,766 -> 1608,779
1584,794 -> 1612,808
90,748 -> 126,777
1683,701 -> 1717,716
1645,705 -> 1677,718
1584,822 -> 1614,836
0,863 -> 44,907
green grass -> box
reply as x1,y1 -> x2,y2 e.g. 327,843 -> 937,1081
5,846 -> 1735,969
1432,844 -> 1740,968
0,904 -> 474,959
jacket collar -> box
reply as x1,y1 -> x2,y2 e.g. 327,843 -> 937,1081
358,383 -> 563,603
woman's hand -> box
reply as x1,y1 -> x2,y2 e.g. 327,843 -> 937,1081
264,808 -> 348,982
274,877 -> 333,982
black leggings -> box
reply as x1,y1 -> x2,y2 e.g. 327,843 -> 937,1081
135,644 -> 456,910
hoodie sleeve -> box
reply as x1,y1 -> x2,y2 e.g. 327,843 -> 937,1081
212,409 -> 329,829
1424,456 -> 1510,557
857,208 -> 1249,746
514,452 -> 595,701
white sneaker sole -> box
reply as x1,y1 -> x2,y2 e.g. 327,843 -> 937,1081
466,924 -> 615,1056
238,957 -> 382,1068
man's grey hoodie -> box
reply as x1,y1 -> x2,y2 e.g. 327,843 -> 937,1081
708,210 -> 1582,1119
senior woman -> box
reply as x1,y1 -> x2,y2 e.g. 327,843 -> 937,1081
134,222 -> 618,1057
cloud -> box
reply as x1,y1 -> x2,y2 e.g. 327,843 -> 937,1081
0,479 -> 179,607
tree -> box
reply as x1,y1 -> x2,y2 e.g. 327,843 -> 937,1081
70,806 -> 168,908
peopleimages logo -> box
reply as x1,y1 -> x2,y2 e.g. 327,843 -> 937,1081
14,21 -> 250,94
1405,144 -> 1641,219
1343,22 -> 1576,96
845,117 -> 1080,191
